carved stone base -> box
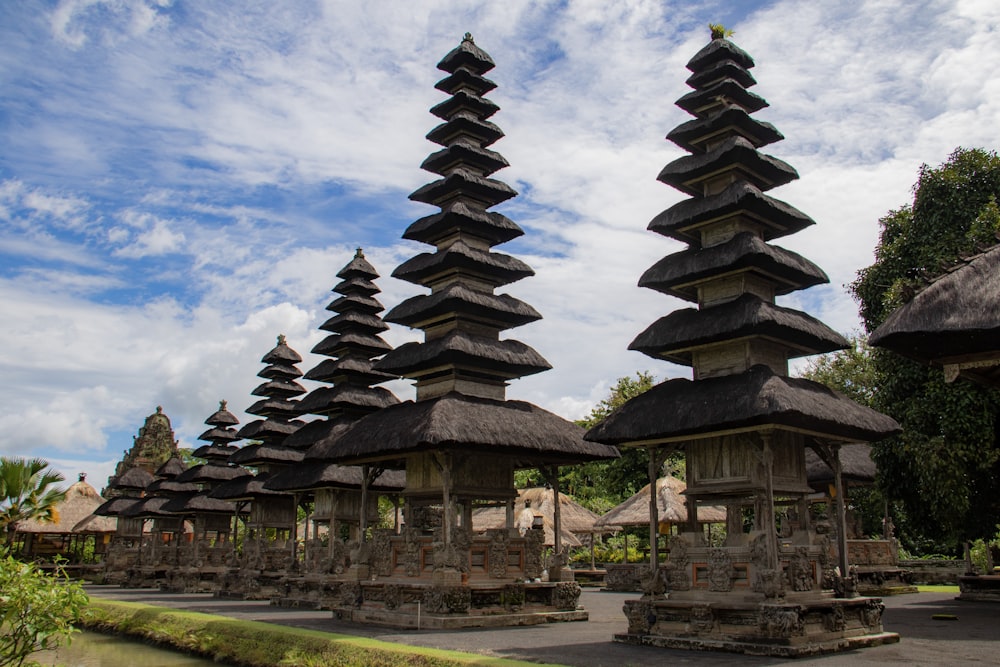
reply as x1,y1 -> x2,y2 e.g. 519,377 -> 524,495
616,595 -> 899,657
328,580 -> 587,629
958,575 -> 1000,602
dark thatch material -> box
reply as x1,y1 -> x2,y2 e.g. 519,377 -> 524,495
145,479 -> 199,495
155,457 -> 187,478
332,276 -> 379,297
265,464 -> 405,493
869,244 -> 1000,380
686,59 -> 755,90
668,105 -> 782,154
205,403 -> 239,426
594,476 -> 727,529
236,416 -> 301,439
437,33 -> 495,74
191,443 -> 239,459
195,429 -> 239,446
262,335 -> 302,364
403,201 -> 523,247
435,66 -> 497,96
639,232 -> 828,302
281,418 -> 348,451
112,467 -> 154,490
16,478 -> 108,534
410,169 -> 516,208
121,496 -> 175,518
174,463 -> 250,484
323,392 -> 619,467
686,36 -> 755,71
319,311 -> 389,334
312,332 -> 392,358
376,331 -> 550,379
228,443 -> 305,466
94,496 -> 141,517
385,283 -> 542,329
658,136 -> 797,197
676,79 -> 767,116
296,385 -> 399,417
71,513 -> 117,533
629,293 -> 849,364
585,365 -> 900,446
258,362 -> 303,380
209,472 -> 287,501
649,181 -> 813,247
329,293 -> 384,313
160,492 -> 236,515
391,241 -> 532,288
422,140 -> 506,175
304,357 -> 395,384
251,379 -> 305,399
804,444 -> 876,487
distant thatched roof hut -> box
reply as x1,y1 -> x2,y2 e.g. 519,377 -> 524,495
869,243 -> 1000,387
804,443 -> 876,489
471,487 -> 605,547
594,476 -> 726,530
16,473 -> 114,535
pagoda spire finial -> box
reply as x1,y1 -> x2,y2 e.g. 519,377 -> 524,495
355,247 -> 365,258
463,32 -> 474,43
277,333 -> 286,345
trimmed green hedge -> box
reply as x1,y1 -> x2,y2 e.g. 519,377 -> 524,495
81,600 -> 559,667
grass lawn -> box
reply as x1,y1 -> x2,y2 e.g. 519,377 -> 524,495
916,584 -> 960,593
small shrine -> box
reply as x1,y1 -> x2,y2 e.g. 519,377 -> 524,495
317,34 -> 619,628
585,32 -> 902,656
265,248 -> 405,608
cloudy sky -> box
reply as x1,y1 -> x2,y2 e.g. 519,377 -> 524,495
2,0 -> 997,490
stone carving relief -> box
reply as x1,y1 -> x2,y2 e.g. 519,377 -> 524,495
402,528 -> 421,577
422,585 -> 471,614
551,582 -> 582,610
758,604 -> 804,638
788,546 -> 815,592
501,582 -> 525,611
524,528 -> 544,579
488,529 -> 509,578
383,583 -> 401,610
861,598 -> 885,631
666,538 -> 690,591
708,548 -> 734,592
370,529 -> 393,577
823,604 -> 847,632
689,604 -> 715,634
623,600 -> 655,634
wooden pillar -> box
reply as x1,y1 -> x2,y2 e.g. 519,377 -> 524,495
759,433 -> 779,571
830,444 -> 850,581
647,448 -> 660,571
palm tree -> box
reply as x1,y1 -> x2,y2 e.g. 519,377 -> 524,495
0,457 -> 66,546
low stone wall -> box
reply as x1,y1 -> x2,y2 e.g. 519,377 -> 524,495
898,559 -> 968,585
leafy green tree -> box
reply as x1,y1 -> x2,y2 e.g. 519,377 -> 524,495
797,334 -> 878,406
0,458 -> 66,546
0,550 -> 88,667
851,147 -> 1000,554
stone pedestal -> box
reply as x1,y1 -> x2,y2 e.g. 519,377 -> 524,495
958,575 -> 1000,602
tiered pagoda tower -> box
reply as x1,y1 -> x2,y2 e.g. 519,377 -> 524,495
266,249 -> 405,606
321,34 -> 618,627
212,335 -> 306,598
163,401 -> 250,592
105,406 -> 178,496
585,33 -> 901,655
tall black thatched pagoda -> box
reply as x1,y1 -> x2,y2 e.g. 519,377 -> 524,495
320,34 -> 618,628
585,32 -> 901,655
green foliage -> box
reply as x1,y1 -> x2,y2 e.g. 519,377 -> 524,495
851,147 -> 1000,552
708,23 -> 734,39
82,599 -> 542,666
0,458 -> 66,545
797,334 -> 878,406
0,551 -> 89,667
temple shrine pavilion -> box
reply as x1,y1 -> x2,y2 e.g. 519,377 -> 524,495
585,32 -> 902,656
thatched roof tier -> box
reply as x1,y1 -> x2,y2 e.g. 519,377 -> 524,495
191,443 -> 239,460
174,463 -> 250,485
145,478 -> 199,495
869,244 -> 1000,386
585,365 -> 900,446
421,142 -> 507,176
686,59 -> 756,90
155,457 -> 187,478
121,495 -> 176,518
195,428 -> 239,446
658,137 -> 798,197
676,78 -> 767,116
430,91 -> 500,122
318,311 -> 389,334
304,357 -> 396,384
629,293 -> 849,364
403,202 -> 523,247
281,419 -> 348,451
296,385 -> 399,417
435,67 -> 497,96
208,472 -> 287,501
205,402 -> 239,426
686,36 -> 755,72
805,443 -> 876,488
161,492 -> 237,515
16,476 -> 107,534
386,284 -> 542,330
236,416 -> 301,439
265,464 -> 405,493
337,248 -> 379,279
228,442 -> 305,466
324,392 -> 619,466
312,332 -> 392,358
392,242 -> 533,288
425,118 -> 505,152
375,331 -> 551,380
437,33 -> 495,74
594,476 -> 727,528
329,293 -> 383,313
71,513 -> 117,533
94,496 -> 141,516
251,378 -> 306,399
112,466 -> 154,491
257,362 -> 303,380
638,232 -> 828,303
410,168 -> 518,209
648,181 -> 813,247
667,104 -> 782,154
332,276 -> 379,297
261,335 -> 302,365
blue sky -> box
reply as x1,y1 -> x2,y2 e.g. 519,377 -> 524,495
2,0 -> 998,491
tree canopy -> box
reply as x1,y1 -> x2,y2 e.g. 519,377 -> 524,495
0,457 -> 66,545
851,147 -> 1000,552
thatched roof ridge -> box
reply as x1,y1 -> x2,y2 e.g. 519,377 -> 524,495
312,332 -> 392,358
421,139 -> 506,175
329,293 -> 384,313
332,275 -> 379,297
375,331 -> 550,379
16,478 -> 106,534
585,365 -> 900,446
191,443 -> 239,460
638,232 -> 828,302
403,201 -> 523,247
629,293 -> 849,364
386,283 -> 541,329
594,476 -> 727,528
409,169 -> 516,208
869,244 -> 1000,366
668,104 -> 782,153
281,419 -> 349,452
145,478 -> 199,495
676,78 -> 767,116
323,392 -> 619,466
121,496 -> 174,518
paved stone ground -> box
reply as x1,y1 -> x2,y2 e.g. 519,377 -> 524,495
87,586 -> 998,666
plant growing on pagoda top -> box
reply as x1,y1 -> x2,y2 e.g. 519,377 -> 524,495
709,23 -> 735,39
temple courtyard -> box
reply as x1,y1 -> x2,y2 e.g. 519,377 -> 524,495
86,586 -> 994,666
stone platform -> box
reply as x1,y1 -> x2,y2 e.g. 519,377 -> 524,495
958,574 -> 1000,602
